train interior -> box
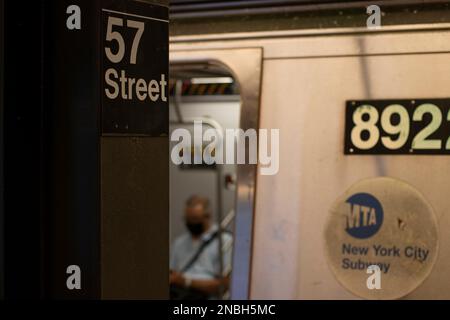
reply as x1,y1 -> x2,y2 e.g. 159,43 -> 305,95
169,64 -> 242,299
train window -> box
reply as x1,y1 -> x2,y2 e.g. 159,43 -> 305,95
169,63 -> 241,300
169,49 -> 262,300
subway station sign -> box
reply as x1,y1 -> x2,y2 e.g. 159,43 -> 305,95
324,177 -> 438,299
101,1 -> 168,136
345,99 -> 450,154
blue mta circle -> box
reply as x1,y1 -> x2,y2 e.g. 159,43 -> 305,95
345,193 -> 383,239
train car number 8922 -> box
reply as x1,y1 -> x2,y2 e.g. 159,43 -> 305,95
344,99 -> 450,155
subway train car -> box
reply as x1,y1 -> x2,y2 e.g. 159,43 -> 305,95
169,0 -> 450,300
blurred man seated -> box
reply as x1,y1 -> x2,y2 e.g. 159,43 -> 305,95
170,195 -> 233,300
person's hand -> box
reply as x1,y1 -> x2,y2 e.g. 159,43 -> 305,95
169,271 -> 186,287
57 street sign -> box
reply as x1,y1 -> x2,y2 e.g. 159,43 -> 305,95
101,2 -> 168,136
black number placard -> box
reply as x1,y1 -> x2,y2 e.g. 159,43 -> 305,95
345,99 -> 450,154
101,1 -> 168,136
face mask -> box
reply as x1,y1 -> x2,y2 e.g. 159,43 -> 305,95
186,222 -> 205,236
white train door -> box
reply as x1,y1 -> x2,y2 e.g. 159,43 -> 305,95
250,25 -> 450,299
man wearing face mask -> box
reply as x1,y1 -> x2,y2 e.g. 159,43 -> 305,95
170,195 -> 233,300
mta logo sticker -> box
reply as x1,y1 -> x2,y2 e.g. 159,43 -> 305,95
345,193 -> 383,239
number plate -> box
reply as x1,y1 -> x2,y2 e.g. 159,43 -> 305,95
345,99 -> 450,155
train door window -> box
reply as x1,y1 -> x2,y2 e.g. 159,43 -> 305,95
169,64 -> 240,300
169,49 -> 262,300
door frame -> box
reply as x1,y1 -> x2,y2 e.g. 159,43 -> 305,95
170,47 -> 263,299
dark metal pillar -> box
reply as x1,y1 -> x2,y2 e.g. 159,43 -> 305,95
1,0 -> 169,299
